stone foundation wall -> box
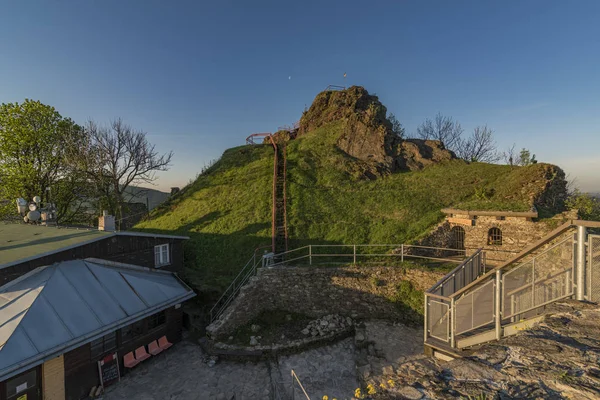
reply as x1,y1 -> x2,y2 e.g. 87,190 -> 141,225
422,216 -> 555,265
206,266 -> 443,339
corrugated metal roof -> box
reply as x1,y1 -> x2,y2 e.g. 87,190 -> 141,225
0,259 -> 195,381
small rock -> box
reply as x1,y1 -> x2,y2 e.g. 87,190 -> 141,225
382,365 -> 395,375
207,359 -> 216,367
397,386 -> 423,400
301,328 -> 310,335
249,336 -> 258,346
250,324 -> 261,333
286,314 -> 292,321
355,332 -> 365,341
228,336 -> 233,341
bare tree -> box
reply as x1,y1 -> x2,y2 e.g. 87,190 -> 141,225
416,113 -> 463,150
503,143 -> 517,166
456,126 -> 499,162
72,119 -> 173,228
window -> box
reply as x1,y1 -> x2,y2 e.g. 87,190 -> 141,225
488,227 -> 503,246
148,311 -> 166,331
6,369 -> 37,399
121,320 -> 145,344
90,332 -> 117,359
154,244 -> 170,267
451,226 -> 466,250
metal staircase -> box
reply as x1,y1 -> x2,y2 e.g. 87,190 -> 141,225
424,219 -> 600,357
245,132 -> 288,253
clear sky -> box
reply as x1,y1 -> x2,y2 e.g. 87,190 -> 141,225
1,1 -> 599,192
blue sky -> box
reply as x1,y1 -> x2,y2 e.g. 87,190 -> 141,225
1,1 -> 599,192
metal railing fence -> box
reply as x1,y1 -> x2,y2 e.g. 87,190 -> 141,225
209,252 -> 262,322
428,249 -> 485,297
424,226 -> 585,349
268,243 -> 466,268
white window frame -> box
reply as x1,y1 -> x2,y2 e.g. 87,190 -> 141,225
154,244 -> 170,267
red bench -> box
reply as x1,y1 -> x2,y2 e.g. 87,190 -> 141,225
134,346 -> 151,362
123,352 -> 139,368
158,336 -> 173,350
148,340 -> 163,356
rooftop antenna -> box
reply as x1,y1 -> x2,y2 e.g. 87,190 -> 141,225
16,194 -> 57,226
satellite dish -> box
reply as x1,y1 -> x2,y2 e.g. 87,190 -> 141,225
33,196 -> 41,204
29,203 -> 38,211
27,210 -> 41,222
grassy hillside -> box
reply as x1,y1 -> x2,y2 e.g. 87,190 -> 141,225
135,122 -> 562,294
135,145 -> 274,291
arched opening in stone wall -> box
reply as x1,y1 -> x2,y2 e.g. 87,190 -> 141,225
451,226 -> 465,250
488,227 -> 503,246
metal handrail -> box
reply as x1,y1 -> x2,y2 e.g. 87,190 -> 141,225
209,252 -> 261,322
291,370 -> 311,400
427,249 -> 485,295
425,221 -> 595,350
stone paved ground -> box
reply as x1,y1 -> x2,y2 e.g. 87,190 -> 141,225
105,322 -> 424,400
276,338 -> 358,399
104,340 -> 271,400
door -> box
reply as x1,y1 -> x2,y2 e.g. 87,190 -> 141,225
5,367 -> 41,400
589,235 -> 600,302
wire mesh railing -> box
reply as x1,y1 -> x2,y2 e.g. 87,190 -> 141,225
502,235 -> 575,320
428,249 -> 486,297
424,225 -> 587,350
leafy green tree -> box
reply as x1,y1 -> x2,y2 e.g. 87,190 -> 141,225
387,112 -> 405,139
518,148 -> 537,166
566,190 -> 600,221
0,100 -> 90,222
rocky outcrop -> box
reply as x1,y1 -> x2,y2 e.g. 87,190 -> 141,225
369,300 -> 600,399
394,139 -> 457,171
298,86 -> 456,174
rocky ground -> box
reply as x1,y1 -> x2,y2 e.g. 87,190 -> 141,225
369,300 -> 600,400
106,301 -> 600,399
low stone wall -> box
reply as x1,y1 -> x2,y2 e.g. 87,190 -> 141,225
206,266 -> 443,339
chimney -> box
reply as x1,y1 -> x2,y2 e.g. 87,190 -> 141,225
98,210 -> 116,231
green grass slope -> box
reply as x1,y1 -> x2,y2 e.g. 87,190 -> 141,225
136,123 -> 563,293
135,145 -> 274,291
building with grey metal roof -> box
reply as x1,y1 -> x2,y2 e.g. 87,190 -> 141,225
0,258 -> 195,398
0,223 -> 190,287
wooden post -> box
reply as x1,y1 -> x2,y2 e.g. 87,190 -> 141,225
353,245 -> 357,265
401,244 -> 404,263
309,245 -> 312,266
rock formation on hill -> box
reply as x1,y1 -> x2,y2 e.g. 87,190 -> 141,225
298,86 -> 456,174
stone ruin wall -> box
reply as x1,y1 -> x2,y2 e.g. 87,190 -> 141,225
421,215 -> 554,265
206,266 -> 444,339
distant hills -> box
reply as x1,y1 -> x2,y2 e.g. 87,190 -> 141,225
124,186 -> 170,210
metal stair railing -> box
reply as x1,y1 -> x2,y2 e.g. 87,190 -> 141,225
209,252 -> 262,323
424,219 -> 600,351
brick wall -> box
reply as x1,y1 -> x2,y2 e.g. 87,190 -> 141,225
43,355 -> 65,400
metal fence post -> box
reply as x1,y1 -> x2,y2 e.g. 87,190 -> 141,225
495,269 -> 502,340
450,297 -> 456,348
401,244 -> 404,263
576,226 -> 587,301
309,245 -> 312,266
353,244 -> 357,265
423,293 -> 428,343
